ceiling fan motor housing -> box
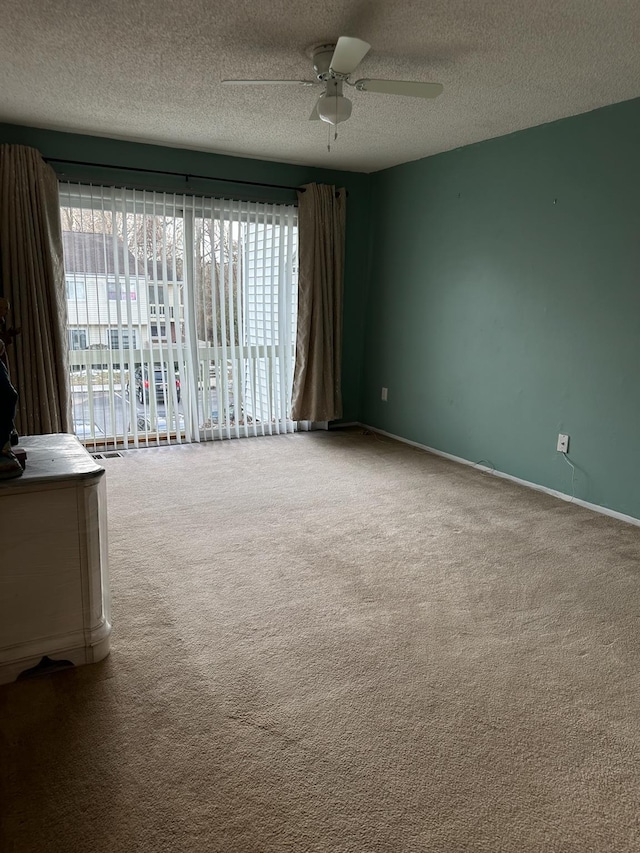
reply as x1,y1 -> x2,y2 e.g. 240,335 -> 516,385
312,44 -> 339,80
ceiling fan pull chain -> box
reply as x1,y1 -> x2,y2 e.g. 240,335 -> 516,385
327,123 -> 331,153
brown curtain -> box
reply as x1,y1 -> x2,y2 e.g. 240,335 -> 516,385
291,182 -> 346,423
0,145 -> 71,435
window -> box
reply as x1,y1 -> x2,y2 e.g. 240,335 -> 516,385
66,278 -> 86,300
68,328 -> 88,350
150,324 -> 167,339
109,329 -> 136,350
108,282 -> 137,301
60,182 -> 298,448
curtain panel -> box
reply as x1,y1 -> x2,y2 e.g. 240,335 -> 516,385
291,182 -> 346,423
0,145 -> 71,435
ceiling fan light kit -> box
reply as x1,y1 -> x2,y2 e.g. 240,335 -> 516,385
222,35 -> 443,144
315,79 -> 352,126
317,94 -> 352,126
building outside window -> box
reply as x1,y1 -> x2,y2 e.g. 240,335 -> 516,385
66,279 -> 86,300
150,324 -> 167,340
109,329 -> 137,350
68,328 -> 88,350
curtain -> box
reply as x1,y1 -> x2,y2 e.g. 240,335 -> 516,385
0,145 -> 71,435
291,182 -> 346,423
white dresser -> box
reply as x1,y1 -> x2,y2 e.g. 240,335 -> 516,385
0,434 -> 111,684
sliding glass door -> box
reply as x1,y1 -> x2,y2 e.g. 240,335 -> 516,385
59,183 -> 298,449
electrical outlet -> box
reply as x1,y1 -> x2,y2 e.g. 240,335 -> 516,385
557,433 -> 569,453
381,387 -> 388,402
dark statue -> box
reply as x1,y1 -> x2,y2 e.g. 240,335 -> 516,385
0,296 -> 22,479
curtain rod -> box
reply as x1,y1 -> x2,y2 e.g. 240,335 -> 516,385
45,157 -> 344,196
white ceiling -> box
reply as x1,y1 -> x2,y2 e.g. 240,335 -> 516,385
2,1 -> 640,173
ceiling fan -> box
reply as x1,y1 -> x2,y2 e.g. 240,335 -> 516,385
222,37 -> 443,128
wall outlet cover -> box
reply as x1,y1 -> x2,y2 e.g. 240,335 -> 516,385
557,433 -> 569,453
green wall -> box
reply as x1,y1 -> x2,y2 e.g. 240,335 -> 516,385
0,123 -> 371,423
363,98 -> 640,519
5,99 -> 640,520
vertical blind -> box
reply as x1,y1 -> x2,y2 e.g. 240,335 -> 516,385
59,183 -> 298,450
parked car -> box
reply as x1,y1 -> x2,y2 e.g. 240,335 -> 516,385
131,365 -> 181,403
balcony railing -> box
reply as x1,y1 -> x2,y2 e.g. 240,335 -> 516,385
148,305 -> 183,319
69,345 -> 294,449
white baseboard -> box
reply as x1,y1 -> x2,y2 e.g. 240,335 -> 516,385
298,420 -> 329,431
358,423 -> 640,529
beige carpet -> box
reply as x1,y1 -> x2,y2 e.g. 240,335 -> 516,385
2,429 -> 640,852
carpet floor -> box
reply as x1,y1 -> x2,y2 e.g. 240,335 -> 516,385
2,429 -> 640,852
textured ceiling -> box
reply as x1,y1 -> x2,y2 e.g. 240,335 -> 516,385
2,1 -> 640,172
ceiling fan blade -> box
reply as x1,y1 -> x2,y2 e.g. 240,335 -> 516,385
221,79 -> 316,86
309,101 -> 321,121
329,36 -> 370,75
355,79 -> 444,98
